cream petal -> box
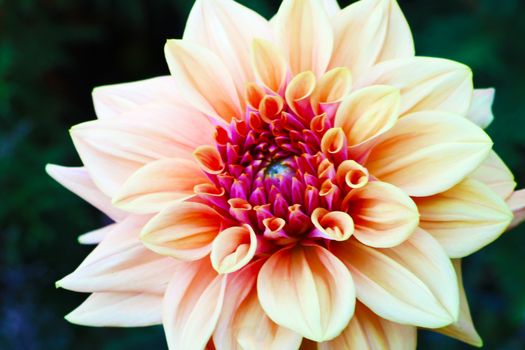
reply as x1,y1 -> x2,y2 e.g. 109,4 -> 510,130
334,85 -> 400,148
57,216 -> 178,294
141,202 -> 223,261
416,178 -> 512,258
272,0 -> 333,77
469,150 -> 516,200
45,165 -> 126,222
65,292 -> 162,327
357,57 -> 473,116
211,225 -> 258,274
77,224 -> 115,245
165,40 -> 242,122
251,39 -> 289,94
366,111 -> 492,197
184,0 -> 273,96
330,0 -> 414,78
466,88 -> 495,129
257,244 -> 355,342
310,208 -> 354,241
285,71 -> 317,118
335,160 -> 369,190
318,302 -> 417,350
332,228 -> 459,328
507,189 -> 525,230
342,181 -> 419,248
163,259 -> 227,350
435,260 -> 483,347
311,67 -> 353,117
321,0 -> 340,17
113,158 -> 206,214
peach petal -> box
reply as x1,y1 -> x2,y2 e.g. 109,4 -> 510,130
416,178 -> 512,258
330,0 -> 414,78
65,292 -> 163,327
211,225 -> 258,274
335,160 -> 369,189
311,67 -> 352,117
310,208 -> 354,241
469,150 -> 516,200
193,145 -> 225,174
466,88 -> 495,129
163,259 -> 227,350
342,181 -> 419,248
77,224 -> 115,245
259,95 -> 284,123
366,111 -> 492,197
165,39 -> 242,122
273,0 -> 333,77
251,39 -> 288,94
113,158 -> 206,214
285,71 -> 317,118
257,244 -> 355,342
507,189 -> 525,230
320,127 -> 347,164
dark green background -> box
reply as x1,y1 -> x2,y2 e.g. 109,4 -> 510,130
2,0 -> 525,349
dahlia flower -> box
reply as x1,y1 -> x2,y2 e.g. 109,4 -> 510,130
47,0 -> 525,348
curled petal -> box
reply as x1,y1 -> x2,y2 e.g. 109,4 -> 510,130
366,111 -> 492,197
141,202 -> 223,261
211,225 -> 258,274
165,40 -> 242,122
273,0 -> 333,77
335,160 -> 369,189
310,208 -> 354,241
113,158 -> 206,214
257,244 -> 355,342
321,127 -> 347,164
311,67 -> 352,117
507,189 -> 525,230
194,145 -> 225,174
65,292 -> 162,327
466,88 -> 495,129
332,228 -> 459,328
318,302 -> 417,350
330,0 -> 414,78
251,39 -> 288,94
342,181 -> 419,248
163,259 -> 227,350
469,150 -> 516,200
415,178 -> 512,258
285,71 -> 316,118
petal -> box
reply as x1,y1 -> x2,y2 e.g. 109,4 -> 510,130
334,85 -> 400,149
45,165 -> 126,222
57,216 -> 178,294
214,261 -> 302,350
78,224 -> 115,245
211,225 -> 258,274
184,0 -> 273,95
310,208 -> 354,241
469,150 -> 516,200
272,0 -> 333,77
165,40 -> 242,122
319,302 -> 417,350
366,111 -> 492,196
311,67 -> 353,117
435,260 -> 483,347
342,181 -> 419,248
466,88 -> 495,129
507,189 -> 525,230
141,202 -> 223,261
257,244 -> 355,342
357,57 -> 473,116
163,259 -> 227,350
330,0 -> 414,78
251,39 -> 288,94
113,158 -> 206,214
321,0 -> 340,17
415,178 -> 512,258
70,104 -> 214,197
65,292 -> 162,327
332,228 -> 459,328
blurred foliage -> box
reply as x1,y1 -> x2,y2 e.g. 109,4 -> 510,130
1,0 -> 525,349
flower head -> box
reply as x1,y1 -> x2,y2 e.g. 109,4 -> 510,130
48,0 -> 524,348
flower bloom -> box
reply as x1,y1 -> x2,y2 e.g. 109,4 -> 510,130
48,0 -> 525,348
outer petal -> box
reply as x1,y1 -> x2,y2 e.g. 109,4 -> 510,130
466,88 -> 495,129
319,302 -> 417,350
141,202 -> 223,261
165,40 -> 242,122
366,111 -> 492,197
184,0 -> 272,95
342,181 -> 419,248
214,261 -> 302,350
415,178 -> 513,258
272,0 -> 333,77
330,0 -> 414,78
45,165 -> 126,222
469,150 -> 516,200
57,217 -> 178,294
332,228 -> 459,328
210,225 -> 258,274
506,189 -> 525,230
435,260 -> 483,347
257,244 -> 355,342
251,39 -> 289,94
65,292 -> 162,327
113,158 -> 206,214
77,224 -> 114,245
163,259 -> 227,350
321,0 -> 340,17
357,57 -> 473,116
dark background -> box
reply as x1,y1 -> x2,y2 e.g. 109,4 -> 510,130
2,0 -> 525,349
